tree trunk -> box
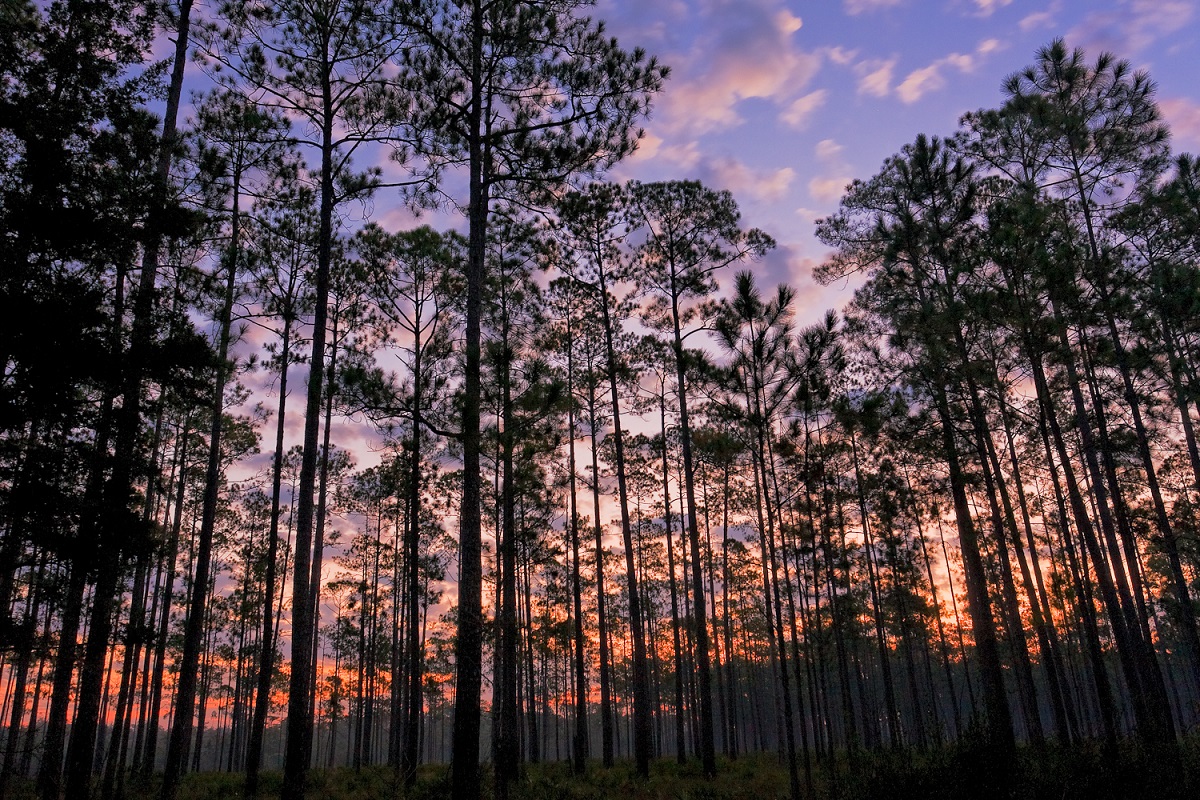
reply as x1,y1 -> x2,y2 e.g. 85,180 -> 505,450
595,260 -> 652,778
586,388 -> 615,768
931,383 -> 1015,770
666,286 -> 717,777
245,310 -> 293,795
161,165 -> 244,800
449,6 -> 485,792
565,315 -> 589,776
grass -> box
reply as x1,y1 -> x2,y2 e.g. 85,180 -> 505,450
8,736 -> 1199,799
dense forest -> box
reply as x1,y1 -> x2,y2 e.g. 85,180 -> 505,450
3,1 -> 1200,799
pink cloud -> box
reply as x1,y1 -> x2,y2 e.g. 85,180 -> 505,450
823,46 -> 860,66
809,175 -> 853,203
707,158 -> 797,202
1162,96 -> 1200,151
781,90 -> 828,129
655,0 -> 820,136
844,0 -> 904,14
1020,8 -> 1057,32
1067,0 -> 1194,55
972,0 -> 1013,16
809,139 -> 852,204
896,39 -> 1004,103
856,58 -> 897,97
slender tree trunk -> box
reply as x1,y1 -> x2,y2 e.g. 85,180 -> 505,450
0,554 -> 45,794
41,410 -> 109,800
901,464 -> 962,738
749,412 -> 801,800
565,317 -> 589,776
1045,298 -> 1174,745
161,166 -> 244,800
721,463 -> 739,759
449,7 -> 486,792
280,75 -> 337,800
101,552 -> 148,795
962,380 -> 1045,744
658,396 -> 687,764
402,335 -> 425,786
141,417 -> 192,775
586,388 -> 615,768
496,309 -> 520,799
931,383 -> 1015,768
308,307 -> 340,733
1035,402 -> 1119,747
595,261 -> 652,778
994,388 -> 1077,742
847,428 -> 901,748
245,311 -> 293,795
666,286 -> 716,777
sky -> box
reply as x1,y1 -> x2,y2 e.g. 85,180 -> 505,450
578,0 -> 1200,325
305,0 -> 1200,487
197,0 -> 1200,621
213,0 -> 1200,531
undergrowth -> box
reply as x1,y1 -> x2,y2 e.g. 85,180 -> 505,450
7,735 -> 1198,799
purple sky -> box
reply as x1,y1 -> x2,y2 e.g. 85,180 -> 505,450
300,0 -> 1200,471
206,0 -> 1200,614
587,0 -> 1200,324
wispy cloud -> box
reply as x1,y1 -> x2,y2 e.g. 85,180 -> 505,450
896,39 -> 1004,103
809,139 -> 853,203
1019,0 -> 1061,31
823,46 -> 860,66
641,137 -> 702,171
1161,96 -> 1200,150
856,58 -> 897,97
650,0 -> 820,136
844,0 -> 904,15
780,90 -> 828,130
708,158 -> 797,202
1067,0 -> 1194,55
896,63 -> 950,104
972,0 -> 1013,16
1019,10 -> 1055,32
815,139 -> 845,162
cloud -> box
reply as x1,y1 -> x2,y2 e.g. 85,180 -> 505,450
972,0 -> 1012,16
756,244 -> 811,292
652,139 -> 703,170
1161,96 -> 1200,150
1020,11 -> 1054,31
655,0 -> 820,136
593,0 -> 689,46
897,64 -> 948,103
611,133 -> 702,179
756,246 -> 861,324
977,38 -> 1003,56
823,46 -> 860,66
628,131 -> 664,163
809,175 -> 853,203
726,243 -> 817,299
707,158 -> 797,202
856,58 -> 896,97
795,207 -> 822,224
1017,0 -> 1061,32
1066,0 -> 1194,55
844,0 -> 904,14
895,39 -> 1005,103
780,90 -> 827,129
776,8 -> 804,34
815,138 -> 845,162
809,138 -> 852,203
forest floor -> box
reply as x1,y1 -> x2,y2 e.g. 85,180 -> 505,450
12,737 -> 1200,800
